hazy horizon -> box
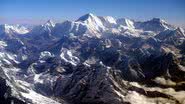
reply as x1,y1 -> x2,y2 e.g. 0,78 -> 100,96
0,0 -> 185,27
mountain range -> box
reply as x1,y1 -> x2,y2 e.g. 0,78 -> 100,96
0,13 -> 185,104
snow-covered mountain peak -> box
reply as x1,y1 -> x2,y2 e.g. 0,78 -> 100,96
98,16 -> 117,28
76,13 -> 103,26
45,19 -> 55,27
100,16 -> 117,24
30,20 -> 55,35
76,13 -> 96,21
150,18 -> 166,23
148,18 -> 174,29
0,24 -> 29,35
135,18 -> 175,33
76,13 -> 105,35
14,24 -> 30,34
77,14 -> 117,28
116,18 -> 135,28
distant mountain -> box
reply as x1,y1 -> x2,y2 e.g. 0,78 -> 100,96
30,20 -> 55,35
0,24 -> 29,40
135,18 -> 175,33
0,13 -> 185,104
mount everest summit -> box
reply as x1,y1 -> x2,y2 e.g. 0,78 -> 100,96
0,13 -> 185,104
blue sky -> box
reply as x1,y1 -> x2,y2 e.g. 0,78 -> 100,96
0,0 -> 185,27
